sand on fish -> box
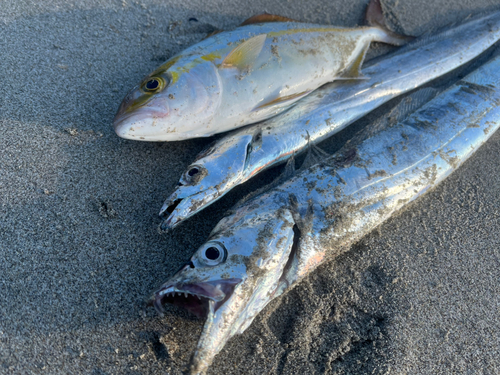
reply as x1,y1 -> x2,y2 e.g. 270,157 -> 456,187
0,0 -> 499,373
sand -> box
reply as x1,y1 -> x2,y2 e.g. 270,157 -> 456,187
1,0 -> 499,374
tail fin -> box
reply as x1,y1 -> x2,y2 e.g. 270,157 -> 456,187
365,0 -> 414,46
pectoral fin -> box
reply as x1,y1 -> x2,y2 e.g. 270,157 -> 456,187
220,34 -> 267,70
338,44 -> 370,80
241,13 -> 298,26
300,144 -> 331,170
253,90 -> 311,111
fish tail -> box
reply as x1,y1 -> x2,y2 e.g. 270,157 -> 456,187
365,0 -> 414,46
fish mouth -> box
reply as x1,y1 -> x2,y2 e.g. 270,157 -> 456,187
113,105 -> 171,140
159,187 -> 220,230
159,197 -> 184,217
151,278 -> 242,318
159,196 -> 190,231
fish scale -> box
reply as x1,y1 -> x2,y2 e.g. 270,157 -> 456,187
152,52 -> 500,375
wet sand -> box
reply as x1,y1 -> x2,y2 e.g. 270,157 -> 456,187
1,0 -> 499,373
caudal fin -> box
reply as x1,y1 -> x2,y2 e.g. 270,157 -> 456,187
365,0 -> 414,46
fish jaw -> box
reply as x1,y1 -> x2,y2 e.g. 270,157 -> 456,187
159,133 -> 256,227
153,277 -> 242,318
113,102 -> 172,141
160,186 -> 223,230
151,275 -> 246,374
153,205 -> 298,374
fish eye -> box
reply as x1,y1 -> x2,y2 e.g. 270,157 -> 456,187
142,77 -> 165,93
146,79 -> 159,90
182,165 -> 205,184
205,247 -> 220,260
200,242 -> 226,266
188,167 -> 199,176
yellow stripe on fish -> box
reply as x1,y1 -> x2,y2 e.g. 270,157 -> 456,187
113,0 -> 408,141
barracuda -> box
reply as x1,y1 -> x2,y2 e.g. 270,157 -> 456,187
151,53 -> 500,374
113,0 -> 408,141
159,10 -> 500,230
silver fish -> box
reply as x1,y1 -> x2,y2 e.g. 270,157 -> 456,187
160,10 -> 500,230
152,53 -> 500,374
113,0 -> 406,141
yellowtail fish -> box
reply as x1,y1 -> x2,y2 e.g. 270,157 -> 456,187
113,0 -> 408,141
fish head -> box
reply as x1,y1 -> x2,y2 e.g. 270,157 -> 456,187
160,129 -> 263,229
152,201 -> 298,374
113,56 -> 222,141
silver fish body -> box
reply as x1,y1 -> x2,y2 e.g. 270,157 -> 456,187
113,2 -> 406,141
160,11 -> 500,229
152,53 -> 500,374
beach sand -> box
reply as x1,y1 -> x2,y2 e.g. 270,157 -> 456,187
1,0 -> 499,373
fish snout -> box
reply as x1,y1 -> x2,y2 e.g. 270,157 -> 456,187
113,86 -> 144,124
113,85 -> 175,140
113,104 -> 173,140
114,90 -> 133,118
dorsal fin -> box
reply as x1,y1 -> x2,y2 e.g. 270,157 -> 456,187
348,87 -> 439,145
220,34 -> 267,70
241,13 -> 298,26
232,155 -> 297,210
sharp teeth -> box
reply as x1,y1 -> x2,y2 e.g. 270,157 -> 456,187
197,295 -> 200,300
184,292 -> 188,298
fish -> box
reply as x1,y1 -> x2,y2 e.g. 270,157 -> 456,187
113,0 -> 408,141
159,10 -> 500,230
151,52 -> 500,375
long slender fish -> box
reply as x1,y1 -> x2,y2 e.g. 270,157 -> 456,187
151,53 -> 500,374
159,10 -> 500,230
113,0 -> 406,141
